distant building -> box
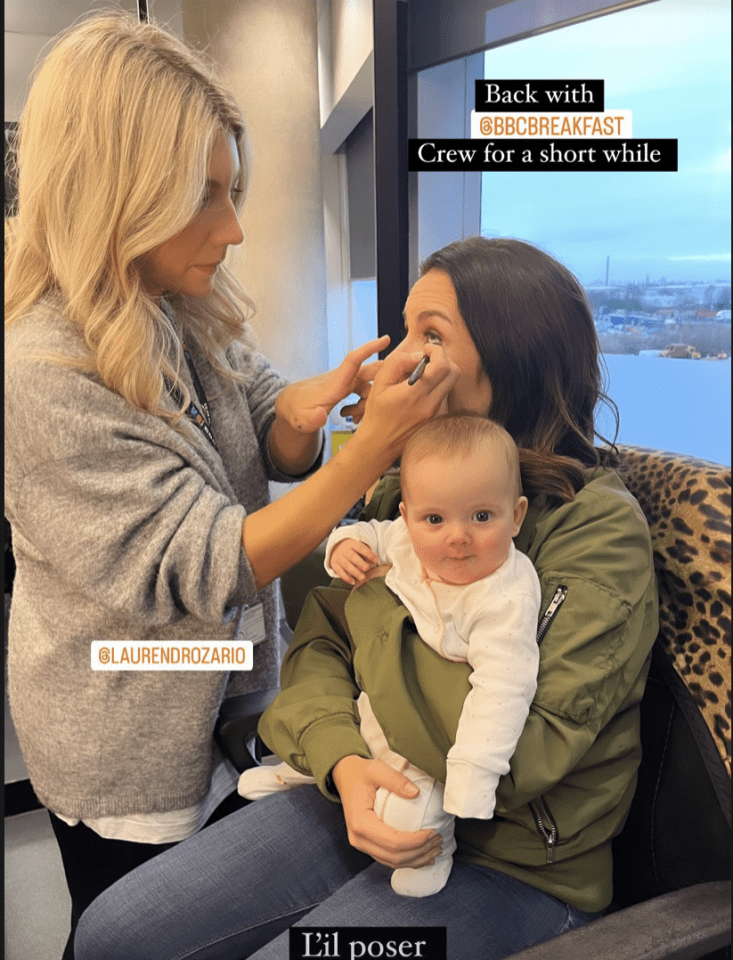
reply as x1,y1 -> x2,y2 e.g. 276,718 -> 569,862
661,344 -> 701,359
626,312 -> 659,325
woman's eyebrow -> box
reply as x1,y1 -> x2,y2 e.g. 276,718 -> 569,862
403,309 -> 452,324
207,171 -> 243,190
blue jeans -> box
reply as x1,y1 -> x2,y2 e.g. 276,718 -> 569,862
75,786 -> 599,960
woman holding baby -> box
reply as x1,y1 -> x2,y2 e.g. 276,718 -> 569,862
76,232 -> 658,959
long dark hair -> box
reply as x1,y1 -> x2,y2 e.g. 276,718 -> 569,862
421,236 -> 619,502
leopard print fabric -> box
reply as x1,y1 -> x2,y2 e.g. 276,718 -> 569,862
615,445 -> 731,776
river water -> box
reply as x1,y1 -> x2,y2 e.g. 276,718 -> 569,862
597,354 -> 731,465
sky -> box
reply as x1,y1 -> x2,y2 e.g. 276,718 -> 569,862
480,0 -> 731,287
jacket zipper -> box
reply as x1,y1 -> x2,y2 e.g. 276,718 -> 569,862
529,795 -> 559,863
535,584 -> 567,645
528,585 -> 567,863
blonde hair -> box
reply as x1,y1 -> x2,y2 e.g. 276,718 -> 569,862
401,414 -> 523,502
5,12 -> 254,440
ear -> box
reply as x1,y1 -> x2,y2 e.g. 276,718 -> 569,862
399,501 -> 408,523
512,496 -> 529,536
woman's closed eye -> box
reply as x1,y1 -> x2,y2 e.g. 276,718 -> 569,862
200,186 -> 243,210
399,325 -> 442,346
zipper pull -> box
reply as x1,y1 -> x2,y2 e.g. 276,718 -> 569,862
536,584 -> 568,645
544,585 -> 567,618
530,796 -> 560,864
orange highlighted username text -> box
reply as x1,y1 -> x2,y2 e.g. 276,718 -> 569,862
91,640 -> 253,671
470,110 -> 632,138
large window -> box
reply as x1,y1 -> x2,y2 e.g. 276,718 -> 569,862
480,0 -> 731,464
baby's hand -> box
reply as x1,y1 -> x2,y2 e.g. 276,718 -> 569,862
330,539 -> 380,586
355,563 -> 393,589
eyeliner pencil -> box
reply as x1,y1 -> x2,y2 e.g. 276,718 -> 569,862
407,355 -> 429,385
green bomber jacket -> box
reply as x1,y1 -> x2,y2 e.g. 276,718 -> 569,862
259,466 -> 659,911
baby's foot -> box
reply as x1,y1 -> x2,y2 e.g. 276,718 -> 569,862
237,762 -> 315,800
374,770 -> 457,898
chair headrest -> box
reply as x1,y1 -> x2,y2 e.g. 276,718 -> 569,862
613,445 -> 731,778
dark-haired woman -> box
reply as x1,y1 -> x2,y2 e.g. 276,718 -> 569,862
76,237 -> 658,960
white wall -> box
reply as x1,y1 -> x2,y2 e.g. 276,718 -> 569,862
318,0 -> 372,155
181,0 -> 328,384
4,0 -> 139,120
5,32 -> 51,121
414,55 -> 483,268
317,0 -> 375,376
330,0 -> 373,115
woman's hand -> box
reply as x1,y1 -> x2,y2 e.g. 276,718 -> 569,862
353,341 -> 458,462
274,335 -> 390,434
332,755 -> 442,868
244,338 -> 457,589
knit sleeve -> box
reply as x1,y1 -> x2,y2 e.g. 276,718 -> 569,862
257,584 -> 370,798
5,358 -> 256,626
213,340 -> 325,485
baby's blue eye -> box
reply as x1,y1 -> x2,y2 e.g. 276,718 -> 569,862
473,510 -> 491,522
426,514 -> 443,525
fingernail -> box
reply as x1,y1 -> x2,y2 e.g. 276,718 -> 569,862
404,783 -> 419,796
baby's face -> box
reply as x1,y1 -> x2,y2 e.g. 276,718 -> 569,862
400,449 -> 527,585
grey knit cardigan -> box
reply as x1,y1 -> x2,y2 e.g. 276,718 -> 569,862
5,298 -> 318,819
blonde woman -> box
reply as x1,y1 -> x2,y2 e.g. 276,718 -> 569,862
3,14 -> 456,957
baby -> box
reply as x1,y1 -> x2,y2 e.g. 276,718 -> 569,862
239,414 -> 541,897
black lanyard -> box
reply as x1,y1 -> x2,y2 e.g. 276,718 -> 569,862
166,347 -> 218,452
